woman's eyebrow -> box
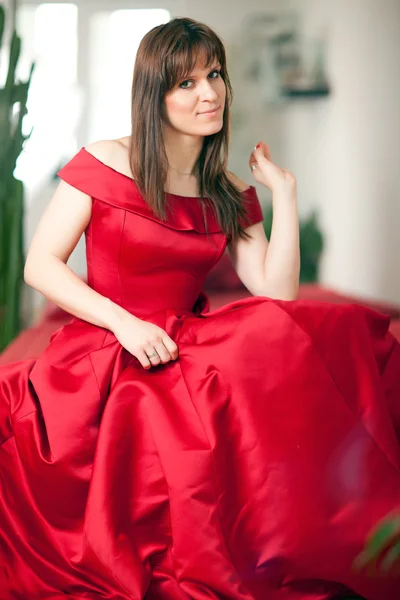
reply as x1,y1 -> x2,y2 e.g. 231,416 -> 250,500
189,64 -> 221,77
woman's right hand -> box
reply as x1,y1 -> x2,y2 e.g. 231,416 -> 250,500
112,309 -> 179,370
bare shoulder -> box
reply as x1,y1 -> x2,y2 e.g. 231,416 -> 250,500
226,171 -> 251,192
84,139 -> 122,161
84,137 -> 132,175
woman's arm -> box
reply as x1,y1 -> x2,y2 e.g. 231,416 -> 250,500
235,140 -> 300,301
262,183 -> 300,300
227,173 -> 300,301
24,176 -> 130,333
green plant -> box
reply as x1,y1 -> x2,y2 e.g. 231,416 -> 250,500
263,204 -> 324,283
354,512 -> 400,576
0,5 -> 35,352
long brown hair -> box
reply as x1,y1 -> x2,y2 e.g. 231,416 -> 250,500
129,17 -> 253,241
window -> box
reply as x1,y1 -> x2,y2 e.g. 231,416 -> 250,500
15,3 -> 79,189
88,9 -> 170,141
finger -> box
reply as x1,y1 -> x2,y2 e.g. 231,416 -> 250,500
162,336 -> 179,360
154,341 -> 173,364
251,150 -> 271,171
249,148 -> 260,172
254,141 -> 272,162
136,349 -> 152,369
144,345 -> 161,365
249,149 -> 257,170
263,143 -> 272,161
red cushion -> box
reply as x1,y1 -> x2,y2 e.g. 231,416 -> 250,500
40,301 -> 71,322
205,252 -> 400,319
0,316 -> 71,365
208,289 -> 400,342
298,284 -> 400,318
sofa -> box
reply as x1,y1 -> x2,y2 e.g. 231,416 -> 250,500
1,251 -> 399,365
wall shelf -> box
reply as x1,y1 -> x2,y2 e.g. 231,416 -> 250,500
280,86 -> 331,98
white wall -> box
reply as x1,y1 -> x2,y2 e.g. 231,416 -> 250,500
281,0 -> 400,303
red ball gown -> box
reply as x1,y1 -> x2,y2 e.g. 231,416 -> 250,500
1,148 -> 399,600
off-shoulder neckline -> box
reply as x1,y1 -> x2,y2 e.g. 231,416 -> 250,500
80,146 -> 255,200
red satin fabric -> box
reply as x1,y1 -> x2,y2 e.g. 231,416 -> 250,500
1,148 -> 400,600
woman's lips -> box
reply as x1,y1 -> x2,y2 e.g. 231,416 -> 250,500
198,106 -> 220,116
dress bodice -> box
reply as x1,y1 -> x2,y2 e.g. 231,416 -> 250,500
57,148 -> 264,318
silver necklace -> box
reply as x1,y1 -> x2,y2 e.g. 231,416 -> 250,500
168,165 -> 193,176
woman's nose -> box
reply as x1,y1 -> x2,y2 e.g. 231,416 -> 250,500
198,80 -> 218,101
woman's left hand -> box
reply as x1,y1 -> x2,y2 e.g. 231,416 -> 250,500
249,141 -> 296,194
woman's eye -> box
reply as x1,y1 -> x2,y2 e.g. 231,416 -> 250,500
179,80 -> 193,89
179,70 -> 221,89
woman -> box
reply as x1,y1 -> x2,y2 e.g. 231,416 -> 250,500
1,17 -> 399,600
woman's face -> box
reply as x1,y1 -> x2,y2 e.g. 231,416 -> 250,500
163,55 -> 226,137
